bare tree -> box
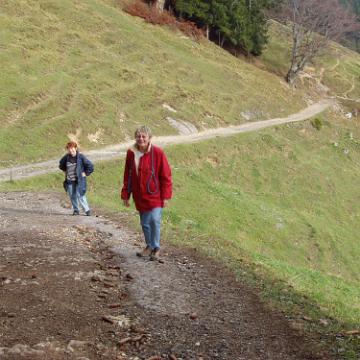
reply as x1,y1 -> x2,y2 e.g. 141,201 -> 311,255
280,0 -> 358,84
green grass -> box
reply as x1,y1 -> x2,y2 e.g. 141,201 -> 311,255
1,2 -> 360,357
0,0 -> 308,166
2,112 -> 360,356
261,20 -> 360,101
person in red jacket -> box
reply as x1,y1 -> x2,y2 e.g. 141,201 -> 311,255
121,125 -> 172,261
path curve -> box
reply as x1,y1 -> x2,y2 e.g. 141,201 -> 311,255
0,191 -> 330,359
0,99 -> 333,182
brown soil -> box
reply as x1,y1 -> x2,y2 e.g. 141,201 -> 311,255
0,192 -> 331,360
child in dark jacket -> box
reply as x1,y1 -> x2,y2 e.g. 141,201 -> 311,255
59,141 -> 94,216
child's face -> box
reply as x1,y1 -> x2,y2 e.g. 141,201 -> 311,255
68,147 -> 77,157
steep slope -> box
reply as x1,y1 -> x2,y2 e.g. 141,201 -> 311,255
261,20 -> 360,103
2,1 -> 360,357
3,107 -> 360,357
0,0 -> 307,165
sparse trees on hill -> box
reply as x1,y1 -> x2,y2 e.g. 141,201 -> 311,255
279,0 -> 359,84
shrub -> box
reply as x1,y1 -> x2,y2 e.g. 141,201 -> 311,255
146,5 -> 176,25
311,117 -> 323,131
124,0 -> 203,40
123,1 -> 149,20
176,20 -> 203,40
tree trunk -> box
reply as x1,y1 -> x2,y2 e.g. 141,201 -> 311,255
286,67 -> 298,85
286,24 -> 304,85
220,35 -> 226,48
286,53 -> 310,85
156,0 -> 165,12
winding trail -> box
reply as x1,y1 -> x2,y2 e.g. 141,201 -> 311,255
343,76 -> 356,97
0,191 -> 330,359
0,99 -> 333,182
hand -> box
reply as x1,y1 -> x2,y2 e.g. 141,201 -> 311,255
163,200 -> 169,208
81,172 -> 86,177
123,199 -> 130,207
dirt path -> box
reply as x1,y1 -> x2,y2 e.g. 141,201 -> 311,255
0,100 -> 333,182
343,76 -> 355,97
0,191 -> 330,359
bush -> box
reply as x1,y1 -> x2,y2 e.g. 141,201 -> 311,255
176,20 -> 203,40
123,1 -> 149,20
124,0 -> 203,40
146,6 -> 176,26
311,117 -> 323,131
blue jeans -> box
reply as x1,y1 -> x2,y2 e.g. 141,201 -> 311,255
67,182 -> 90,213
139,207 -> 162,250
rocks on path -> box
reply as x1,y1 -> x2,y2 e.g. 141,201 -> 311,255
0,192 -> 330,359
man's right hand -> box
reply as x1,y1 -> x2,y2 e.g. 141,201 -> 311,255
123,199 -> 130,207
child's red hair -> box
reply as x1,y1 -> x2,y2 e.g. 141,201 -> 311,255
65,141 -> 78,150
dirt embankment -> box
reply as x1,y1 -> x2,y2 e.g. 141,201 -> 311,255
0,192 -> 330,359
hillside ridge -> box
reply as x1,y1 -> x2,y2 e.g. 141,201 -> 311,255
0,99 -> 333,182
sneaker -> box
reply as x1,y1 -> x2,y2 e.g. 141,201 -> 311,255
136,246 -> 151,257
150,248 -> 163,263
72,210 -> 79,216
85,210 -> 91,216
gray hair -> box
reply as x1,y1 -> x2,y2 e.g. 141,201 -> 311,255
135,125 -> 152,138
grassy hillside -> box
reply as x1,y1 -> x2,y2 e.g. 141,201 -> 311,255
261,20 -> 360,102
2,110 -> 360,357
1,1 -> 360,357
0,0 -> 308,166
93,113 -> 360,330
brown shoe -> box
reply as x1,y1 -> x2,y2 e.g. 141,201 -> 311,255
150,248 -> 163,263
136,246 -> 151,257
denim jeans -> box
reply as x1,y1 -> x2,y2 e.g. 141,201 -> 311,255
67,181 -> 90,213
139,207 -> 163,250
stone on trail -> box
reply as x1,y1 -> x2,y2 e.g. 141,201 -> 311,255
101,314 -> 130,328
126,273 -> 134,281
108,303 -> 122,308
66,340 -> 90,353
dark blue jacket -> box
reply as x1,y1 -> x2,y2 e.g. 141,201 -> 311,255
59,152 -> 94,196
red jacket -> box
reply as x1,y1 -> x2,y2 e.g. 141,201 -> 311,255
121,144 -> 172,213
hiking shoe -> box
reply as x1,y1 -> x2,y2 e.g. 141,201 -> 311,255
150,248 -> 163,263
85,210 -> 91,216
136,246 -> 151,257
72,210 -> 79,216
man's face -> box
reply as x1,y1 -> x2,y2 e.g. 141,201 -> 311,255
135,132 -> 150,149
68,147 -> 77,157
